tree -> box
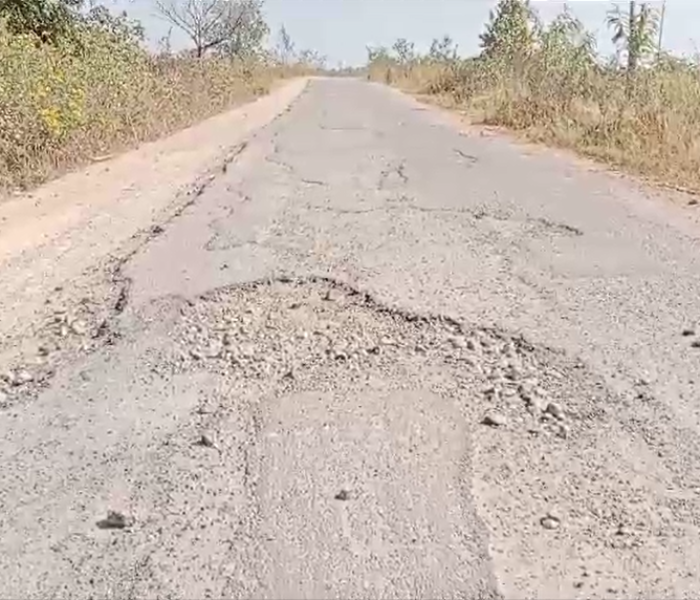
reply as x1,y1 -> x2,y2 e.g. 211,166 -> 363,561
392,38 -> 415,64
275,25 -> 295,64
214,0 -> 267,60
297,48 -> 326,70
540,6 -> 596,69
0,0 -> 83,43
84,3 -> 144,43
367,45 -> 392,65
606,1 -> 659,72
155,0 -> 267,59
479,0 -> 538,61
428,35 -> 458,62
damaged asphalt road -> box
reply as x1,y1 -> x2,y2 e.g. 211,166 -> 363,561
3,78 -> 700,599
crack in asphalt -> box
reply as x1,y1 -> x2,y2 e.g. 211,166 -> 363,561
0,141 -> 252,411
300,178 -> 327,187
454,149 -> 479,164
307,201 -> 583,238
378,161 -> 408,190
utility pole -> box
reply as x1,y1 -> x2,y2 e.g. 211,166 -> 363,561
657,0 -> 667,61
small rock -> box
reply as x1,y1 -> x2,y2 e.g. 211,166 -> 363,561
616,523 -> 630,536
502,386 -> 517,398
239,345 -> 254,358
692,340 -> 700,349
448,336 -> 466,349
334,489 -> 350,501
38,345 -> 50,357
190,348 -> 203,360
540,515 -> 561,530
463,356 -> 477,367
323,289 -> 340,302
196,434 -> 215,448
15,370 -> 33,385
2,371 -> 16,386
466,338 -> 478,351
59,324 -> 69,338
96,510 -> 131,530
545,402 -> 564,420
682,329 -> 695,337
71,320 -> 87,335
557,424 -> 571,439
505,366 -> 523,381
483,385 -> 499,399
482,411 -> 507,427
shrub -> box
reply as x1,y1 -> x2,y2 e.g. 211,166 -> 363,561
0,20 -> 284,190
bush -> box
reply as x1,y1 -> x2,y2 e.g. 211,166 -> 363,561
0,19 -> 295,191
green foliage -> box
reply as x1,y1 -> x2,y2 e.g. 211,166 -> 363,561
429,35 -> 458,62
0,0 -> 82,43
606,2 -> 660,71
479,0 -> 538,61
214,0 -> 268,59
83,4 -> 145,44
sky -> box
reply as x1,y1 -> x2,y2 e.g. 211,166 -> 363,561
107,0 -> 699,67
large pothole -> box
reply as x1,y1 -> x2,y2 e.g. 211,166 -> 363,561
4,276 -> 696,599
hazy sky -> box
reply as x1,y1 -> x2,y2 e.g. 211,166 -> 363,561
109,0 -> 699,66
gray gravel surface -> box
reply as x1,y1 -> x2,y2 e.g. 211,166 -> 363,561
3,78 -> 700,599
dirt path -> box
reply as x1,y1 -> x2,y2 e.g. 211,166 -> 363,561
2,77 -> 700,599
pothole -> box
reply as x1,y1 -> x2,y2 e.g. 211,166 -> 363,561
166,275 -> 607,442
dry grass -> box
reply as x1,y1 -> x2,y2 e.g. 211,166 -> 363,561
0,22 -> 302,192
369,53 -> 700,192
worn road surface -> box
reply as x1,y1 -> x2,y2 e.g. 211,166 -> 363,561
3,78 -> 700,599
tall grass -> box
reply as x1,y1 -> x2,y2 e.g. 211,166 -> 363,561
0,22 -> 298,192
369,43 -> 700,191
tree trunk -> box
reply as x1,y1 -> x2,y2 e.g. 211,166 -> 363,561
627,1 -> 637,73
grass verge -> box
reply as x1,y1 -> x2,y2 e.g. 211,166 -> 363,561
0,22 -> 303,192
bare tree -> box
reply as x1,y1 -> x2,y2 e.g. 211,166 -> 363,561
155,0 -> 266,58
275,25 -> 295,65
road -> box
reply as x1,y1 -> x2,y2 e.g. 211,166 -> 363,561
2,77 -> 700,599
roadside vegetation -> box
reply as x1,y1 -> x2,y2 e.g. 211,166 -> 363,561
368,1 -> 700,192
0,0 -> 322,192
